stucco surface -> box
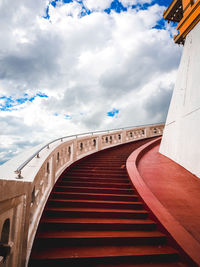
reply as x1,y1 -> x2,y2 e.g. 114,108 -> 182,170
160,20 -> 200,178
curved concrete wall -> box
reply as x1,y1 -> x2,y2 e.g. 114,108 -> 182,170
160,21 -> 200,178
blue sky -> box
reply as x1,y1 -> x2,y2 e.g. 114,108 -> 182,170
45,0 -> 173,24
0,0 -> 181,164
47,0 -> 173,11
107,108 -> 120,117
0,93 -> 48,111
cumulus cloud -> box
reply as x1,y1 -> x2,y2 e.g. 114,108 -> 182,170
119,0 -> 153,7
0,0 -> 182,164
83,0 -> 113,11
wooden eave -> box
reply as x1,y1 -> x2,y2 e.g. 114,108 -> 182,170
174,34 -> 185,44
174,0 -> 200,44
163,0 -> 183,22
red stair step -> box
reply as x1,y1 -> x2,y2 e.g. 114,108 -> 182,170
39,218 -> 157,231
47,199 -> 143,210
71,166 -> 126,171
67,168 -> 126,173
57,181 -> 132,189
34,230 -> 167,247
75,163 -> 124,167
51,192 -> 139,202
30,245 -> 178,263
54,185 -> 134,195
64,172 -> 127,178
44,207 -> 149,219
60,177 -> 131,183
90,261 -> 186,267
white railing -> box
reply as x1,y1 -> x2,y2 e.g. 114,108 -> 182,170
0,122 -> 164,267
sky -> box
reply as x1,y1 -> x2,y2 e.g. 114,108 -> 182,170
0,0 -> 182,165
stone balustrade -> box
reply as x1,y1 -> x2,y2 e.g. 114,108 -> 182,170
0,123 -> 164,267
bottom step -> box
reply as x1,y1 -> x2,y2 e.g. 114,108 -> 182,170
29,245 -> 179,267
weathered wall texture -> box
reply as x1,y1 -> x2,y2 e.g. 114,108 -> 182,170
160,21 -> 200,178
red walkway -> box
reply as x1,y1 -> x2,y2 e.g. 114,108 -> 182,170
138,143 -> 200,245
125,138 -> 200,266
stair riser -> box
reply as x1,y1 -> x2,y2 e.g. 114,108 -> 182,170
63,173 -> 127,178
29,253 -> 179,267
74,164 -> 124,168
54,187 -> 134,195
61,177 -> 130,184
71,160 -> 126,162
51,193 -> 138,202
66,172 -> 127,177
72,164 -> 124,168
68,168 -> 126,173
47,201 -> 143,210
34,236 -> 167,248
57,182 -> 132,189
44,210 -> 148,219
38,222 -> 157,231
70,167 -> 126,171
77,160 -> 125,163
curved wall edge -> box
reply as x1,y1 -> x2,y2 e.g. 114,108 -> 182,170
126,138 -> 200,266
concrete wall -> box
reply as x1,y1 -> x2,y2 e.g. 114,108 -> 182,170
160,21 -> 200,178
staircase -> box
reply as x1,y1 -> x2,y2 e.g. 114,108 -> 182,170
29,139 -> 185,267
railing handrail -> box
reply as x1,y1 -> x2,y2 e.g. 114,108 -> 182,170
14,122 -> 164,176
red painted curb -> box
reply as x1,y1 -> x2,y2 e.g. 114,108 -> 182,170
126,137 -> 200,266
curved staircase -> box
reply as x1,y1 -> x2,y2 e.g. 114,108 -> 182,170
29,139 -> 186,267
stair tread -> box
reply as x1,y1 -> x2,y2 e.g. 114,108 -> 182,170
37,230 -> 166,239
52,192 -> 138,198
40,218 -> 156,224
71,168 -> 126,172
67,169 -> 125,172
57,182 -> 131,189
48,199 -> 141,205
91,262 -> 186,267
64,172 -> 126,175
61,177 -> 130,182
58,181 -> 130,186
45,207 -> 147,213
75,164 -> 124,167
55,185 -> 134,191
31,245 -> 177,259
65,173 -> 126,176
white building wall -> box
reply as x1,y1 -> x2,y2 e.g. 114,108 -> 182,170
160,21 -> 200,178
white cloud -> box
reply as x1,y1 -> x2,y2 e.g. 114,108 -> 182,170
82,0 -> 113,11
48,1 -> 83,20
0,0 -> 182,164
119,0 -> 153,7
